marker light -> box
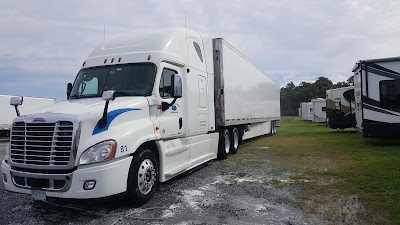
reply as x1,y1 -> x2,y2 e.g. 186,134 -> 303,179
82,61 -> 86,67
111,58 -> 114,63
104,58 -> 108,64
148,55 -> 151,61
118,57 -> 122,62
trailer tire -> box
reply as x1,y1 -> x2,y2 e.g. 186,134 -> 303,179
229,127 -> 240,154
217,129 -> 230,160
126,148 -> 159,206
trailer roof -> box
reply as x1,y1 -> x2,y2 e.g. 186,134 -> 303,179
352,56 -> 400,72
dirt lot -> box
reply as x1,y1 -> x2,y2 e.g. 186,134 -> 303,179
0,140 -> 311,225
1,117 -> 397,225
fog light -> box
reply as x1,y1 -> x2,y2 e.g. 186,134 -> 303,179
83,180 -> 96,190
2,173 -> 7,183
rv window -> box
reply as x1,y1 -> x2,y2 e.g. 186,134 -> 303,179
343,89 -> 355,102
380,80 -> 400,109
193,42 -> 204,62
159,68 -> 177,99
334,98 -> 341,110
322,107 -> 326,112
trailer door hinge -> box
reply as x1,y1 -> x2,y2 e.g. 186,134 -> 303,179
220,89 -> 224,95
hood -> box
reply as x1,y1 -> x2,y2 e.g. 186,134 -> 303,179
32,97 -> 149,121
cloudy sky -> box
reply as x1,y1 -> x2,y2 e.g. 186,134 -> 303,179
1,0 -> 400,100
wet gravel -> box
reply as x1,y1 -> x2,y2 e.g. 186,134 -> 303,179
0,140 -> 309,225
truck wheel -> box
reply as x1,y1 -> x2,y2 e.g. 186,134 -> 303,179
127,148 -> 159,206
272,121 -> 277,135
217,129 -> 230,160
230,127 -> 240,154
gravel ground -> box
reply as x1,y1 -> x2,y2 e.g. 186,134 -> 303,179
0,139 -> 311,225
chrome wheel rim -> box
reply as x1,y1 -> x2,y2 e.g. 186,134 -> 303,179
137,159 -> 156,195
224,133 -> 230,154
233,130 -> 239,149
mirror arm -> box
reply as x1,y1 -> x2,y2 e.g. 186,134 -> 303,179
14,106 -> 20,117
98,100 -> 110,128
162,98 -> 178,111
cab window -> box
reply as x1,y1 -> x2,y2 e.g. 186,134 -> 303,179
159,68 -> 177,98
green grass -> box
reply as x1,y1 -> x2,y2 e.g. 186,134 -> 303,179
236,116 -> 400,224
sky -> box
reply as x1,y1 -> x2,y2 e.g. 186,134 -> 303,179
1,0 -> 400,101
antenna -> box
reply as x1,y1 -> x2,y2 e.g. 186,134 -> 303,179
52,38 -> 67,86
185,11 -> 190,67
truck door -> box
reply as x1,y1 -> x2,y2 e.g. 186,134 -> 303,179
156,62 -> 184,138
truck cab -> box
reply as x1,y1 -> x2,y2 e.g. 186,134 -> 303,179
2,28 -> 219,205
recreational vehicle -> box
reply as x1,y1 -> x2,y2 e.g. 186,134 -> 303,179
311,98 -> 326,123
300,102 -> 308,120
306,102 -> 313,121
326,86 -> 356,129
353,57 -> 400,137
2,28 -> 280,204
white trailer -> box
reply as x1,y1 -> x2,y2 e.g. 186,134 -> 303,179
2,28 -> 280,205
300,102 -> 308,120
352,57 -> 400,137
0,95 -> 55,136
311,98 -> 326,123
326,86 -> 356,129
306,102 -> 313,121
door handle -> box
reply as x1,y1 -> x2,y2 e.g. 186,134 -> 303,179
179,118 -> 182,129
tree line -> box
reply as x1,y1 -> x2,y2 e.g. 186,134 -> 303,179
280,76 -> 354,116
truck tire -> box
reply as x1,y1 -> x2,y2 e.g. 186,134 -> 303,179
217,129 -> 230,160
230,127 -> 240,154
126,148 -> 159,206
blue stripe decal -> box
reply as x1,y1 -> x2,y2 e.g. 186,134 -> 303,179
92,108 -> 141,135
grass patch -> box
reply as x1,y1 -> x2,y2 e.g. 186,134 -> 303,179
249,116 -> 400,224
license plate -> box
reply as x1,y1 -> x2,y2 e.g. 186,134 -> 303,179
31,189 -> 46,201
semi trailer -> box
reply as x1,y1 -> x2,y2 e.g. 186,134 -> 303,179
0,95 -> 55,137
2,28 -> 280,205
353,57 -> 400,137
326,86 -> 356,129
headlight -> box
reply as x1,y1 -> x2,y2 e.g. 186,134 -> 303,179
79,140 -> 116,165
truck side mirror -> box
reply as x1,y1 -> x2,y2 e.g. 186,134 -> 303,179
102,90 -> 116,101
98,90 -> 116,128
171,74 -> 182,98
162,74 -> 183,111
10,96 -> 23,116
67,83 -> 73,99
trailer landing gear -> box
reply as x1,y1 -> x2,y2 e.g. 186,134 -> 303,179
217,129 -> 231,160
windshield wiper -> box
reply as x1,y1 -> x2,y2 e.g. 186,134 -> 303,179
69,95 -> 82,99
115,91 -> 133,97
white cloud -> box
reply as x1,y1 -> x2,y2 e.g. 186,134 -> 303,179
1,0 -> 400,99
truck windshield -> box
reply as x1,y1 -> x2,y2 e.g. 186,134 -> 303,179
69,63 -> 156,99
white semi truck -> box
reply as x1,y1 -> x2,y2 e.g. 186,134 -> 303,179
0,95 -> 55,137
2,28 -> 280,205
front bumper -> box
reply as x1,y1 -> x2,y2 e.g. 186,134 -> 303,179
1,156 -> 132,199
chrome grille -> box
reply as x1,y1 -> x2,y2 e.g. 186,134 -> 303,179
10,121 -> 74,167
